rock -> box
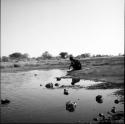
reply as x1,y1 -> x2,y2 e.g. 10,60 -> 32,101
1,99 -> 10,104
64,89 -> 69,95
96,95 -> 102,99
13,64 -> 20,67
111,107 -> 116,113
114,99 -> 119,104
96,95 -> 103,104
66,101 -> 77,112
40,84 -> 42,86
93,118 -> 99,121
34,74 -> 37,76
56,77 -> 61,81
111,111 -> 124,120
98,113 -> 104,117
55,83 -> 59,86
45,83 -> 53,88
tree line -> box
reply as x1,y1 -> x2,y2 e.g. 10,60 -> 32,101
0,51 -> 124,62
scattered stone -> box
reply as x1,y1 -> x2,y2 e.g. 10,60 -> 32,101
1,99 -> 10,105
96,98 -> 103,104
98,113 -> 104,117
111,107 -> 116,113
66,101 -> 77,112
56,77 -> 61,81
114,99 -> 119,104
64,89 -> 69,95
96,95 -> 103,104
96,95 -> 102,99
34,74 -> 37,76
45,83 -> 53,88
93,118 -> 99,121
55,83 -> 59,86
13,64 -> 20,67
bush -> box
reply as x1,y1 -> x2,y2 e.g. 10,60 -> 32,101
9,52 -> 29,60
13,64 -> 20,67
1,56 -> 9,62
80,53 -> 91,58
59,52 -> 68,59
41,51 -> 52,59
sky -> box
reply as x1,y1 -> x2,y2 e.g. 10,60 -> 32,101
1,0 -> 124,57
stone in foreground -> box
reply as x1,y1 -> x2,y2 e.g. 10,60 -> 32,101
45,83 -> 53,88
1,99 -> 10,105
66,101 -> 77,112
96,95 -> 103,104
64,89 -> 69,95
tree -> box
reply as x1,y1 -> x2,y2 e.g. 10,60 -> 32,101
9,52 -> 29,60
41,51 -> 52,59
59,52 -> 68,59
80,53 -> 91,58
9,52 -> 22,60
95,54 -> 102,57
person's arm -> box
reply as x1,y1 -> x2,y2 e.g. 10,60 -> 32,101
69,64 -> 72,70
69,61 -> 73,69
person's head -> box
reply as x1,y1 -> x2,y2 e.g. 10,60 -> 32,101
69,55 -> 74,61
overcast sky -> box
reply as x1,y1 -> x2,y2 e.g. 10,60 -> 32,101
1,0 -> 124,57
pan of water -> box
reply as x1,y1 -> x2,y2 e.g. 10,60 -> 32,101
1,69 -> 124,123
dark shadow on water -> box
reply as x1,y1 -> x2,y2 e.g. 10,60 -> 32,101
59,85 -> 84,89
71,78 -> 80,85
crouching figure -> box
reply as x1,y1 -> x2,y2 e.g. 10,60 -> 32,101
69,56 -> 82,71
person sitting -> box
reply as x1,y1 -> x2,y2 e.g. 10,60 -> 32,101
69,56 -> 82,71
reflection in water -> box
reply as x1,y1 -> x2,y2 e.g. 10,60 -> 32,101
71,78 -> 80,85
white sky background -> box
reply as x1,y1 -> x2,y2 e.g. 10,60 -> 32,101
1,0 -> 124,57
